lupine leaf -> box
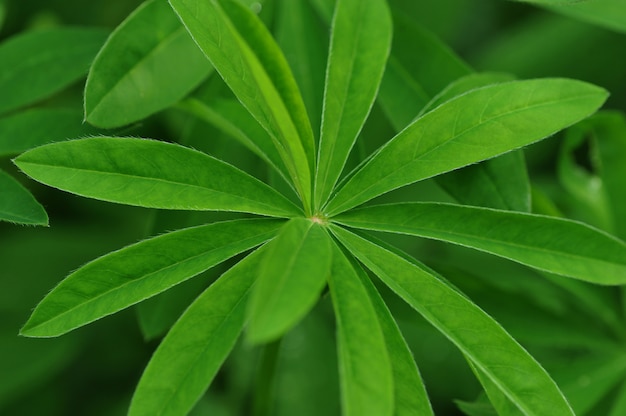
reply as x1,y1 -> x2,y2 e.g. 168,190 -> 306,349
331,226 -> 575,416
314,0 -> 392,208
328,241 -> 394,416
546,0 -> 626,34
128,246 -> 266,416
467,360 -> 525,416
20,219 -> 283,337
13,137 -> 301,217
512,0 -> 592,4
0,169 -> 48,226
0,108 -> 98,157
354,260 -> 434,415
247,218 -> 332,344
325,78 -> 608,215
334,202 -> 626,284
0,27 -> 108,115
169,0 -> 315,209
85,0 -> 211,128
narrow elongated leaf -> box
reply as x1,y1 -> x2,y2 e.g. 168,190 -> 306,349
170,0 -> 315,210
128,246 -> 266,416
85,0 -> 211,128
467,361 -> 525,416
0,108 -> 98,157
328,242 -> 394,416
20,219 -> 283,337
325,78 -> 607,215
331,226 -> 575,416
13,137 -> 301,217
354,261 -> 434,415
247,218 -> 331,343
177,98 -> 289,180
0,27 -> 108,115
314,0 -> 392,208
0,169 -> 47,226
334,202 -> 626,284
378,15 -> 472,131
547,0 -> 626,34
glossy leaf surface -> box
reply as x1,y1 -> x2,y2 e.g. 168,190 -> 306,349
355,261 -> 434,415
128,247 -> 266,416
85,0 -> 211,128
334,202 -> 626,284
325,78 -> 608,215
329,242 -> 394,416
0,169 -> 47,226
14,137 -> 300,217
0,27 -> 108,115
20,219 -> 282,337
314,0 -> 392,208
247,218 -> 331,343
332,226 -> 575,416
170,0 -> 315,209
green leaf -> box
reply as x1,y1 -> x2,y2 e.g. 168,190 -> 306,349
325,78 -> 608,215
378,15 -> 472,131
247,218 -> 332,344
275,0 -> 328,136
84,0 -> 211,128
20,218 -> 283,337
128,246 -> 266,416
13,137 -> 301,217
169,0 -> 315,211
328,241 -> 394,416
177,98 -> 289,180
331,225 -> 575,416
314,0 -> 392,208
546,0 -> 626,34
0,169 -> 48,226
512,0 -> 592,4
0,108 -> 98,157
334,202 -> 626,284
354,261 -> 434,415
467,360 -> 525,416
0,27 -> 108,115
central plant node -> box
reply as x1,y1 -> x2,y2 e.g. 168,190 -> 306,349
309,214 -> 328,225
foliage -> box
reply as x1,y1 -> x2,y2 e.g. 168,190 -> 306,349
2,0 -> 626,415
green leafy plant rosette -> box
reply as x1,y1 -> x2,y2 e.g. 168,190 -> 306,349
11,0 -> 626,415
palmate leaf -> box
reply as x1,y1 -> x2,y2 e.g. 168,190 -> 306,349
128,245 -> 267,416
20,219 -> 283,337
325,78 -> 608,215
0,169 -> 47,226
328,242 -> 394,416
13,137 -> 300,217
331,225 -> 575,416
246,218 -> 332,344
169,0 -> 315,210
314,0 -> 392,208
335,202 -> 626,285
84,0 -> 212,128
0,27 -> 108,115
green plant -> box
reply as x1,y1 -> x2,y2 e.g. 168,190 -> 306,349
4,0 -> 626,415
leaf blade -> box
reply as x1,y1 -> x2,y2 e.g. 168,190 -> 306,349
329,241 -> 394,416
314,0 -> 392,208
332,225 -> 575,416
0,169 -> 48,226
247,218 -> 332,344
334,202 -> 626,284
20,219 -> 283,337
84,0 -> 212,128
13,137 -> 301,217
325,78 -> 608,215
128,246 -> 266,416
